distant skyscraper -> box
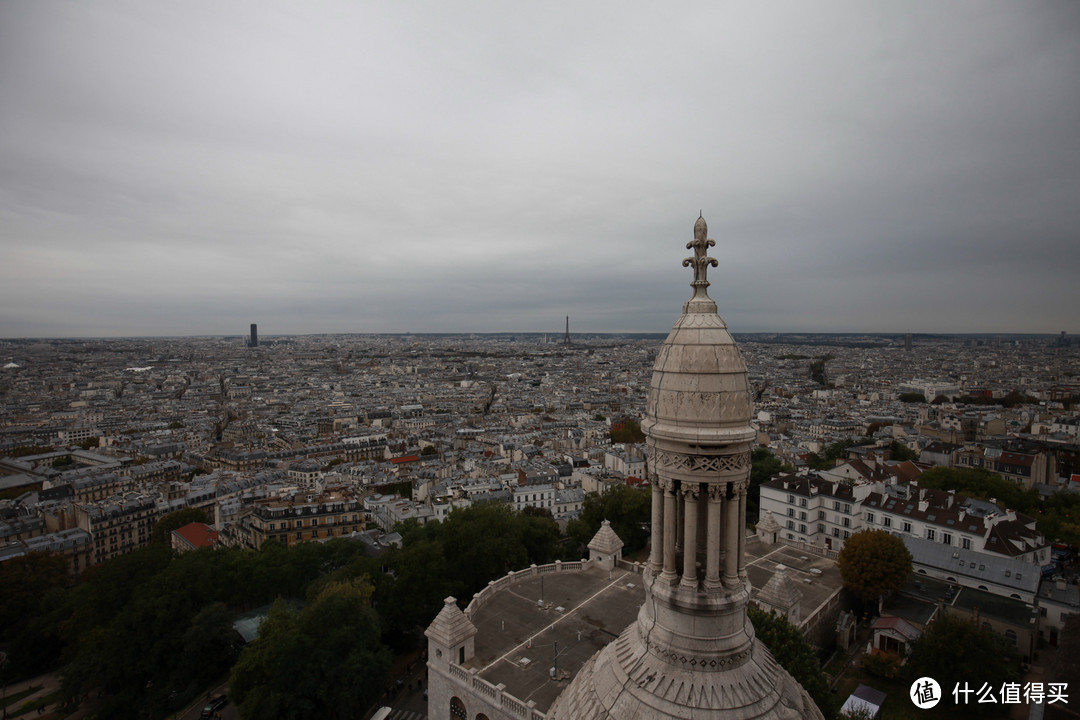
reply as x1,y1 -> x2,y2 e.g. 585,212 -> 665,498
904,334 -> 913,351
565,315 -> 571,345
249,324 -> 258,348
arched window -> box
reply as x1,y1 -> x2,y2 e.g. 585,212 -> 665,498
450,697 -> 467,719
477,715 -> 490,720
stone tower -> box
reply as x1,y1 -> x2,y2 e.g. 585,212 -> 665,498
549,215 -> 823,720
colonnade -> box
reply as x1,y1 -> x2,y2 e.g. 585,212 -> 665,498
648,475 -> 747,590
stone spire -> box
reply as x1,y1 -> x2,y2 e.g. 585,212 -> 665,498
755,565 -> 803,626
549,216 -> 823,720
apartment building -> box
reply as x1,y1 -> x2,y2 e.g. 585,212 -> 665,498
246,490 -> 365,549
759,473 -> 874,551
75,493 -> 158,564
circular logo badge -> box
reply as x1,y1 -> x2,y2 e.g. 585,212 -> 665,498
910,677 -> 942,709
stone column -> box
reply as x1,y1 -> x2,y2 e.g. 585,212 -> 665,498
649,480 -> 664,573
662,480 -> 678,582
675,487 -> 684,554
704,484 -> 723,589
723,483 -> 739,587
680,483 -> 699,588
737,485 -> 747,576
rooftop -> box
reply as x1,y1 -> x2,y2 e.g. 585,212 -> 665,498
466,564 -> 645,713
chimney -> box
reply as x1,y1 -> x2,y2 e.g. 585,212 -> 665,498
958,509 -> 966,522
947,489 -> 955,508
918,500 -> 929,513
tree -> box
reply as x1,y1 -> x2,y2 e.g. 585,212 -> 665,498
565,484 -> 651,554
836,530 -> 912,606
610,418 -> 645,443
888,440 -> 918,462
0,551 -> 68,642
230,579 -> 391,720
807,439 -> 860,471
899,392 -> 926,403
150,507 -> 210,544
749,448 -> 786,523
749,607 -> 837,719
903,613 -> 1019,717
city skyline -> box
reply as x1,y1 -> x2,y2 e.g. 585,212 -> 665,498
2,1 -> 1079,338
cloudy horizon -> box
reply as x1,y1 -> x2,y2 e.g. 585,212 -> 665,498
2,1 -> 1078,338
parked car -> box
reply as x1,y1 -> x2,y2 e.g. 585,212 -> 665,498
200,695 -> 227,718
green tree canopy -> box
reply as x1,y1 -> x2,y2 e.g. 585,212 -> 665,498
610,418 -> 646,444
749,607 -> 837,720
150,507 -> 210,544
836,529 -> 912,605
903,612 -> 1019,717
0,551 -> 68,643
230,579 -> 391,720
807,439 -> 862,471
565,484 -> 651,554
749,448 -> 788,523
888,440 -> 918,462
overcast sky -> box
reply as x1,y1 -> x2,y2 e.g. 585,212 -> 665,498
1,1 -> 1078,338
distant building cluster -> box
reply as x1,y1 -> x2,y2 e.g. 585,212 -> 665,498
0,327 -> 1076,658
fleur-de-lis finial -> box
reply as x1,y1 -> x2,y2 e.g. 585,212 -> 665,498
683,213 -> 717,301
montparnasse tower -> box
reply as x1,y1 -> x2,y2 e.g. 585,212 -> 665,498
549,215 -> 824,720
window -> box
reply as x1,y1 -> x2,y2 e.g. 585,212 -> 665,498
788,494 -> 795,504
903,522 -> 912,533
844,503 -> 852,514
833,528 -> 840,537
843,530 -> 850,539
926,528 -> 936,541
800,498 -> 807,508
800,511 -> 807,521
866,512 -> 875,524
883,516 -> 892,528
962,537 -> 971,550
818,510 -> 826,519
787,520 -> 794,529
799,524 -> 807,534
788,508 -> 795,518
834,501 -> 841,511
942,533 -> 952,545
843,517 -> 851,528
818,524 -> 825,533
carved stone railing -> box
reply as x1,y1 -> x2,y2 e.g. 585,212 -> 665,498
447,665 -> 545,720
465,560 -> 586,618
